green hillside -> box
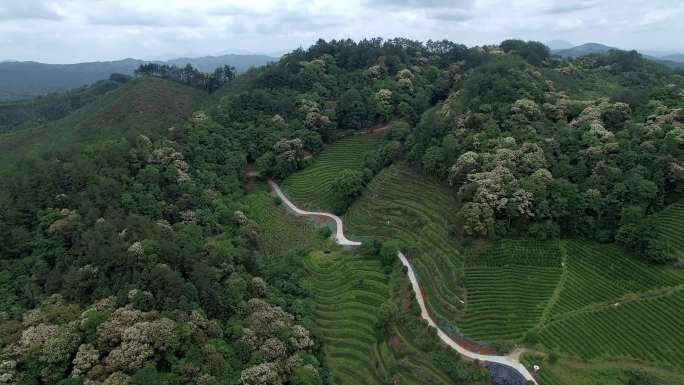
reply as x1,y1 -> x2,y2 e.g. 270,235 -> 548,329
2,37 -> 684,385
241,186 -> 487,385
345,165 -> 466,329
0,77 -> 207,166
282,134 -> 383,212
0,79 -> 121,134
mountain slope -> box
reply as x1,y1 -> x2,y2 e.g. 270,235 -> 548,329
0,79 -> 122,134
0,77 -> 207,166
0,54 -> 276,100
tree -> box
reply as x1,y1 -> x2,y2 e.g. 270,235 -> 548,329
379,239 -> 401,267
616,207 -> 675,264
330,169 -> 364,214
337,88 -> 368,129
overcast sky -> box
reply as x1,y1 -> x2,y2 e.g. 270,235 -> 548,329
1,0 -> 682,63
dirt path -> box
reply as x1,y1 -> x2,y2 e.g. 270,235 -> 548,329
268,180 -> 539,384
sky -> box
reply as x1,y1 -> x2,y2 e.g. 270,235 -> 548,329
0,0 -> 682,63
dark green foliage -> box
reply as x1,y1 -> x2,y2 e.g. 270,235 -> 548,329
135,63 -> 235,92
329,169 -> 364,214
501,39 -> 551,65
616,207 -> 675,264
379,239 -> 402,268
623,370 -> 665,385
337,88 -> 369,129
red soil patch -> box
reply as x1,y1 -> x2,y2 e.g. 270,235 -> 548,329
359,122 -> 391,134
400,288 -> 412,313
388,335 -> 402,351
245,162 -> 258,173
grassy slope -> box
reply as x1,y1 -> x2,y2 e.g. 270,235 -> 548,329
0,77 -> 208,167
0,80 -> 121,134
282,134 -> 383,211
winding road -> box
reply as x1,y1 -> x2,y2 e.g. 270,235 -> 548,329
269,180 -> 538,384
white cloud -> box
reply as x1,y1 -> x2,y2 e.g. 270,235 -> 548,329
0,0 -> 682,63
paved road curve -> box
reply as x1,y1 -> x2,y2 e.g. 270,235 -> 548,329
269,180 -> 361,246
269,180 -> 538,384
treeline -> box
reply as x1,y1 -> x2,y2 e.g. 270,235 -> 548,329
134,63 -> 235,92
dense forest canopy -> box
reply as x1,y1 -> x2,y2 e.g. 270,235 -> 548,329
0,37 -> 683,385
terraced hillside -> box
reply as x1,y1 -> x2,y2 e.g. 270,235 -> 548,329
282,134 -> 382,212
345,164 -> 466,331
460,240 -> 563,343
656,200 -> 684,262
304,250 -> 479,385
243,185 -> 479,385
304,250 -> 389,385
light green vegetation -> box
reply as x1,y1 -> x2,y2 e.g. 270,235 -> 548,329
522,355 -> 684,385
304,249 -> 480,385
304,250 -> 389,385
655,200 -> 684,263
538,241 -> 684,368
345,163 -> 684,379
345,164 -> 466,329
460,240 -> 563,342
239,185 -> 321,258
282,134 -> 382,211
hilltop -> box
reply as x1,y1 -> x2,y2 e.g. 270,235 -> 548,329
552,42 -> 618,58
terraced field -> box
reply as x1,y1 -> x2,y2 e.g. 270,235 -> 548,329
304,250 -> 471,385
304,250 -> 388,385
656,200 -> 684,262
460,240 -> 563,342
282,134 -> 382,212
344,164 -> 466,330
548,241 -> 683,316
521,355 -> 684,385
536,240 -> 684,368
240,187 -> 320,258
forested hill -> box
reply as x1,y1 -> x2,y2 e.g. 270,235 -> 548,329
0,76 -> 208,166
0,38 -> 683,385
0,54 -> 276,100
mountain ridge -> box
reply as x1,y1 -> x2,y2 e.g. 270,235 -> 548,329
0,53 -> 277,100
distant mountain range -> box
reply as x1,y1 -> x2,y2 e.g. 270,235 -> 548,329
550,42 -> 684,70
0,54 -> 278,100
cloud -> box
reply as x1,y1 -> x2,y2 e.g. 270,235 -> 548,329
363,0 -> 474,10
425,9 -> 473,22
0,0 -> 63,21
542,1 -> 598,15
0,0 -> 683,63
